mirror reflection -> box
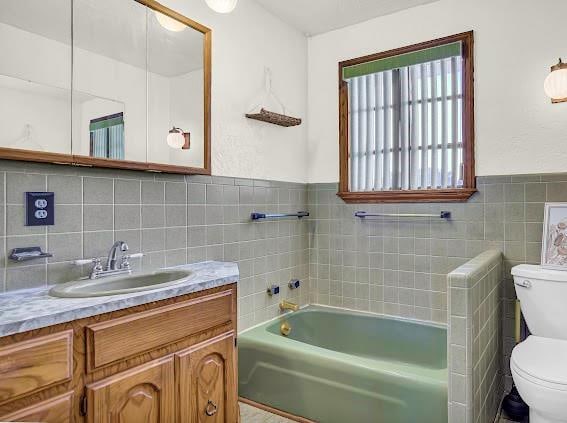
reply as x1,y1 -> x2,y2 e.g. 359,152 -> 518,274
73,0 -> 206,168
72,0 -> 148,162
147,7 -> 205,168
0,0 -> 72,155
0,0 -> 208,171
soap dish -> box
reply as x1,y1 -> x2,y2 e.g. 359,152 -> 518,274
9,246 -> 53,262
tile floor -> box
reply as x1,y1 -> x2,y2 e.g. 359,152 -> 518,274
240,402 -> 296,423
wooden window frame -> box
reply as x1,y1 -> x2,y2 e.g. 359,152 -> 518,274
338,31 -> 476,203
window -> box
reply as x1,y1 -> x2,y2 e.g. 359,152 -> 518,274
338,32 -> 475,202
89,113 -> 125,160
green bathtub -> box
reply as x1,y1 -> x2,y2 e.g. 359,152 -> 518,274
238,306 -> 447,423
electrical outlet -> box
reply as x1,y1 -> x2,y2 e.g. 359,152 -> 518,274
26,192 -> 55,226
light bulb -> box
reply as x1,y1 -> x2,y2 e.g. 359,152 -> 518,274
155,11 -> 186,32
544,68 -> 567,101
544,59 -> 567,102
205,0 -> 238,14
167,128 -> 185,149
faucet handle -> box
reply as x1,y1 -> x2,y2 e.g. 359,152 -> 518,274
120,253 -> 143,270
92,258 -> 103,271
74,257 -> 102,267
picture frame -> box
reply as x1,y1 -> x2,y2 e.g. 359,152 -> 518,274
541,202 -> 567,270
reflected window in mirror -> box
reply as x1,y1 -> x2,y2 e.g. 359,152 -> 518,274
89,113 -> 125,160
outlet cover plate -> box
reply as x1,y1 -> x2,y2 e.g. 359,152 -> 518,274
25,192 -> 55,226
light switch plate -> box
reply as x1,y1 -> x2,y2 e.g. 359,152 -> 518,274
25,192 -> 55,226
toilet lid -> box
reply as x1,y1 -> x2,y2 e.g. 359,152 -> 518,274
511,336 -> 567,389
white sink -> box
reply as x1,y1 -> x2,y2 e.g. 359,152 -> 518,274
49,270 -> 194,298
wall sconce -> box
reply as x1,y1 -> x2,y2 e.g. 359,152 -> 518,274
167,127 -> 190,150
205,0 -> 238,14
544,58 -> 567,103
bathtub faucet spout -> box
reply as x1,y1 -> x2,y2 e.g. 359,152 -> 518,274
280,300 -> 299,312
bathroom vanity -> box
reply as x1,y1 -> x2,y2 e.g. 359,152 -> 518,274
0,261 -> 238,422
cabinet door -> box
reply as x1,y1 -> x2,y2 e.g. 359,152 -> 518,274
86,356 -> 174,423
0,392 -> 73,423
177,332 -> 237,423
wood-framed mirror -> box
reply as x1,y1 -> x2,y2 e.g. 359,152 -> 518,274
0,0 -> 211,175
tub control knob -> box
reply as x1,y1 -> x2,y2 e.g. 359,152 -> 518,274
267,285 -> 280,296
289,279 -> 301,289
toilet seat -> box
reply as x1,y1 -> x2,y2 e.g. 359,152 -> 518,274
511,336 -> 567,391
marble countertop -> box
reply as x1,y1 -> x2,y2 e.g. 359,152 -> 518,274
0,261 -> 239,338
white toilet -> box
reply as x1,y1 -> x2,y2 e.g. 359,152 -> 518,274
511,264 -> 567,423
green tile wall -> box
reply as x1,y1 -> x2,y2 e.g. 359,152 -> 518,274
0,160 -> 310,331
307,173 -> 567,391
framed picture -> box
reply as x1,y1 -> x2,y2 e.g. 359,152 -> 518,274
542,203 -> 567,270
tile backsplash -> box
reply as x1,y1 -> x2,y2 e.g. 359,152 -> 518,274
0,160 -> 309,331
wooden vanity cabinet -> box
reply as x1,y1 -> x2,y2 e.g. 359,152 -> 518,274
0,284 -> 238,423
177,332 -> 237,423
86,356 -> 175,423
0,392 -> 74,423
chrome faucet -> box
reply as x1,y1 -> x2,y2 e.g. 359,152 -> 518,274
107,241 -> 129,271
84,241 -> 134,279
74,241 -> 143,280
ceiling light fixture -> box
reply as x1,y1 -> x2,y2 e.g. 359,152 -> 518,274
205,0 -> 238,14
155,11 -> 186,32
167,127 -> 190,149
544,58 -> 567,103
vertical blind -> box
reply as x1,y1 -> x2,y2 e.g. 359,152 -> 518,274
89,113 -> 125,160
345,50 -> 464,192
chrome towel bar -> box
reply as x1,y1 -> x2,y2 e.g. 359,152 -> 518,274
354,211 -> 451,219
251,211 -> 309,220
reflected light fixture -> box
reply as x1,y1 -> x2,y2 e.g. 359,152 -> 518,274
167,127 -> 190,149
544,58 -> 567,103
155,11 -> 186,32
205,0 -> 238,14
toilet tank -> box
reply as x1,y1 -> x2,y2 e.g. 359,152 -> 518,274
512,264 -> 567,340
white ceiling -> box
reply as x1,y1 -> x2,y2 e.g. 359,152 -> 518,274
255,0 -> 439,36
0,0 -> 439,76
0,0 -> 204,77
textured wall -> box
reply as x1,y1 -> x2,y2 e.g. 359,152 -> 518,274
0,160 -> 309,331
307,0 -> 567,182
161,0 -> 309,183
448,250 -> 503,423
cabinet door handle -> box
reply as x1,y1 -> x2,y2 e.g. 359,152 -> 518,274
205,400 -> 218,416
